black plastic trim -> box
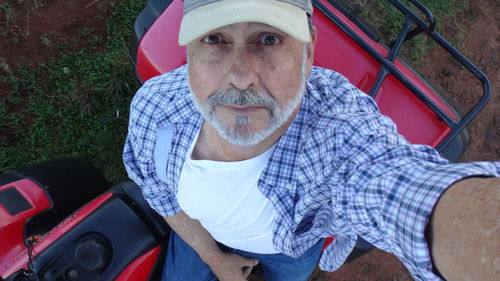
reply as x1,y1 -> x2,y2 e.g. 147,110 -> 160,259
0,187 -> 32,215
111,182 -> 171,240
13,158 -> 110,240
326,0 -> 381,42
0,170 -> 55,246
129,0 -> 173,74
32,197 -> 159,281
0,171 -> 24,187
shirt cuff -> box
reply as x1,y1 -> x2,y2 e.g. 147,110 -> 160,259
143,190 -> 181,217
395,161 -> 500,281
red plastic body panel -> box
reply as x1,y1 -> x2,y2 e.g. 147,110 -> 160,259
0,179 -> 51,277
322,237 -> 335,250
114,245 -> 162,281
313,0 -> 453,146
0,192 -> 113,278
137,0 -> 186,81
136,0 -> 458,147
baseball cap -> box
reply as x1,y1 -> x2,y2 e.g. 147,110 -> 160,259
178,0 -> 313,45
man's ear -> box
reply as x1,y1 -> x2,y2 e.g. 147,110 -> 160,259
305,25 -> 317,78
307,25 -> 317,61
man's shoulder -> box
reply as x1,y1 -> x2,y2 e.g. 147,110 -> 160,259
309,66 -> 348,85
136,65 -> 189,102
305,66 -> 380,121
130,65 -> 195,124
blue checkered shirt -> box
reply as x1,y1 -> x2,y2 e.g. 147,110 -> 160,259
123,65 -> 499,281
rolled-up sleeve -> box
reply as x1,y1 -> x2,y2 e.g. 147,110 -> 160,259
346,160 -> 498,280
332,104 -> 500,280
123,83 -> 181,217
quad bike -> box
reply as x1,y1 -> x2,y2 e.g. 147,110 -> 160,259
1,159 -> 169,281
0,0 -> 491,280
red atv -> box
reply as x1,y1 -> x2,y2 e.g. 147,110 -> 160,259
0,0 -> 491,280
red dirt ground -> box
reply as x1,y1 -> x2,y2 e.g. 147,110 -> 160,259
0,0 -> 497,280
0,0 -> 114,100
0,0 -> 112,67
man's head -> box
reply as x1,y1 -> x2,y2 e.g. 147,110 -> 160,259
181,0 -> 316,146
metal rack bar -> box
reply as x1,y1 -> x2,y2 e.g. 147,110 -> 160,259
315,0 -> 491,151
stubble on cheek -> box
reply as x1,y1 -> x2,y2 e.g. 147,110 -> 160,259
188,57 -> 229,98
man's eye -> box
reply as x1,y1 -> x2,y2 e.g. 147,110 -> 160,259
259,35 -> 281,46
202,35 -> 223,44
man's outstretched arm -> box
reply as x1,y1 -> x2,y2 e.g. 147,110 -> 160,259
164,211 -> 259,281
429,177 -> 499,280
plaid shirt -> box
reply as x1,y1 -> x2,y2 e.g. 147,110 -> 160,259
123,65 -> 499,281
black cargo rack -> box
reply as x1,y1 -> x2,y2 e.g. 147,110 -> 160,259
317,0 -> 491,160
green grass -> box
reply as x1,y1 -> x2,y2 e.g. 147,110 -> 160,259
0,0 -> 144,182
351,0 -> 468,65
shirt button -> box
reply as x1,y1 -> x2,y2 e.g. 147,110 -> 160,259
286,183 -> 293,190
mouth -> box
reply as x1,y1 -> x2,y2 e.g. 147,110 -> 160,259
219,104 -> 268,113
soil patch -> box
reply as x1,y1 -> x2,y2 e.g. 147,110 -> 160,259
0,0 -> 115,99
419,0 -> 499,162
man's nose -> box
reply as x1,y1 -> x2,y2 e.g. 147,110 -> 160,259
225,46 -> 259,90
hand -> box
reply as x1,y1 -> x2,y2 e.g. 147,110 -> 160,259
205,251 -> 259,281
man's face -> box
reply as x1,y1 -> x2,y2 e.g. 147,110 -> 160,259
187,22 -> 315,146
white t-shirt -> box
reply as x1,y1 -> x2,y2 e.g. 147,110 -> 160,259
177,131 -> 279,254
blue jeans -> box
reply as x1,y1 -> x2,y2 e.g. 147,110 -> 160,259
162,231 -> 323,281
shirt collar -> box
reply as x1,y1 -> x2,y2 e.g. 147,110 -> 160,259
155,65 -> 201,128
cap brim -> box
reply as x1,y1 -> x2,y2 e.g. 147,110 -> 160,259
178,0 -> 310,45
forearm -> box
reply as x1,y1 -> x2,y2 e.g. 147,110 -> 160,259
164,210 -> 223,264
428,177 -> 499,280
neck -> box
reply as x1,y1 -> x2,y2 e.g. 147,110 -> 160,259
192,110 -> 298,162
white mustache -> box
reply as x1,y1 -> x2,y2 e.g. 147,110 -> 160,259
207,88 -> 278,111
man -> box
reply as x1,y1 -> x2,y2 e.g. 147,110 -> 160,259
123,0 -> 499,280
